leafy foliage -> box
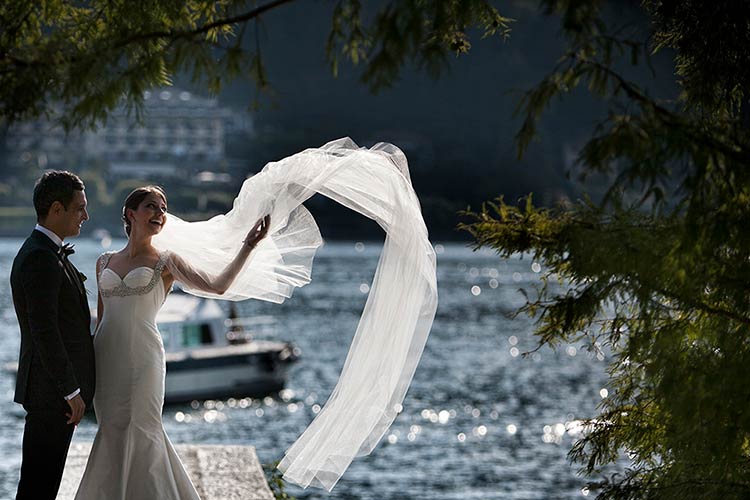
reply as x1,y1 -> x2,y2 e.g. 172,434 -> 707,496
262,459 -> 296,500
326,0 -> 511,90
1,0 -> 268,128
0,0 -> 510,129
462,1 -> 750,498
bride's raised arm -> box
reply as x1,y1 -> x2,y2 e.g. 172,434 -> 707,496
164,215 -> 270,295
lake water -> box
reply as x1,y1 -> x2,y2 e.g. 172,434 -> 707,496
0,238 -> 608,499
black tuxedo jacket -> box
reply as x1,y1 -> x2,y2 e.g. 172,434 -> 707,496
10,230 -> 95,409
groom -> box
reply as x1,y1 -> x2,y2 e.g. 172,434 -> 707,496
10,171 -> 96,500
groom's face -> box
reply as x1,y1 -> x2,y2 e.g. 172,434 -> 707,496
60,190 -> 89,238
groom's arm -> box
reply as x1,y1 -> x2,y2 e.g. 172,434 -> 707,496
21,249 -> 80,400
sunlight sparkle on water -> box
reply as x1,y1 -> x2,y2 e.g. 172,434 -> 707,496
599,388 -> 609,398
473,425 -> 487,437
510,347 -> 520,357
565,420 -> 585,437
531,262 -> 542,273
471,286 -> 481,296
359,283 -> 370,294
489,278 -> 499,288
279,389 -> 294,402
204,410 -> 224,423
542,424 -> 562,444
508,335 -> 518,346
506,424 -> 517,435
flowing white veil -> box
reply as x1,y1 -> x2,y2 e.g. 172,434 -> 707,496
152,138 -> 438,490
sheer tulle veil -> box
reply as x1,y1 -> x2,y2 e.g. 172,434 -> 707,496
152,138 -> 438,490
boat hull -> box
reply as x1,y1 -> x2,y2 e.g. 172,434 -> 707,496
163,341 -> 297,404
165,355 -> 289,403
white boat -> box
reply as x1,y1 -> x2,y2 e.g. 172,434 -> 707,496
4,292 -> 299,404
156,292 -> 299,403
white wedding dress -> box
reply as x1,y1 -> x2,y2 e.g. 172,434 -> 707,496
75,138 -> 437,493
74,251 -> 200,500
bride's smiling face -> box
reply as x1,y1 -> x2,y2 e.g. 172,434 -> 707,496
129,193 -> 168,235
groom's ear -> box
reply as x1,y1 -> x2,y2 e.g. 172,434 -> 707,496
49,200 -> 65,217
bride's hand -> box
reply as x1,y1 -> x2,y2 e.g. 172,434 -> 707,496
243,215 -> 271,248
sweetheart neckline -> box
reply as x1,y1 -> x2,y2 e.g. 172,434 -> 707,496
101,266 -> 157,282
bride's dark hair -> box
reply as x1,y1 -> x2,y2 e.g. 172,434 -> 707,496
122,185 -> 167,236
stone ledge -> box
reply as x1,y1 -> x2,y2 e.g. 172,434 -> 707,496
59,441 -> 275,500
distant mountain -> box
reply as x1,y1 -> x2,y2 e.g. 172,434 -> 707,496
201,1 -> 674,205
2,1 -> 675,240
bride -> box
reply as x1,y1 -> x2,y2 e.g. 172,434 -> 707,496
74,186 -> 270,499
77,138 -> 437,495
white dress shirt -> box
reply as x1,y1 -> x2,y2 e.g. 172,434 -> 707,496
34,224 -> 81,402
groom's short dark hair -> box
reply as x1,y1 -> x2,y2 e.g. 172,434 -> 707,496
33,171 -> 85,221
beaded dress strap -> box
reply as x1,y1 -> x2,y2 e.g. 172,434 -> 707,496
96,252 -> 115,281
154,251 -> 169,275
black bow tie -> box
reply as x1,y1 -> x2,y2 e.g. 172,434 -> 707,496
58,243 -> 75,258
